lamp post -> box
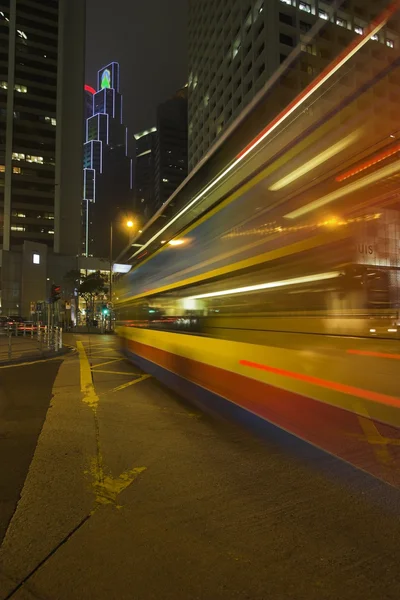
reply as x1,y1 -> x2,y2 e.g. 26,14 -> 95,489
109,219 -> 134,329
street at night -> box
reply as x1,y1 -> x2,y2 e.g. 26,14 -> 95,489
2,0 -> 400,597
0,336 -> 399,599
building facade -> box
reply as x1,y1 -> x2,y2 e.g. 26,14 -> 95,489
82,62 -> 134,259
133,88 -> 188,222
0,0 -> 85,317
154,87 -> 188,212
187,0 -> 398,169
133,127 -> 157,221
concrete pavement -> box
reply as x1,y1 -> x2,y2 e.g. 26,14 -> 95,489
0,359 -> 63,545
1,334 -> 400,599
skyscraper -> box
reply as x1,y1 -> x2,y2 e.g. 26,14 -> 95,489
82,62 -> 134,259
0,0 -> 85,316
154,87 -> 188,212
133,127 -> 157,221
187,0 -> 398,169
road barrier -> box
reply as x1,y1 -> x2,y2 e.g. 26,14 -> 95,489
0,323 -> 63,362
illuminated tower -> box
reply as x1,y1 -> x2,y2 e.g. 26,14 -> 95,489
82,63 -> 134,258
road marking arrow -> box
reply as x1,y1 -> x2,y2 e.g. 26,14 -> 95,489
77,341 -> 146,509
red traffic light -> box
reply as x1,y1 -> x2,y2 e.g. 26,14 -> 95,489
51,284 -> 61,303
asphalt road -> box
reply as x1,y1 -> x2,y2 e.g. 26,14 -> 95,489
0,335 -> 399,599
0,359 -> 62,545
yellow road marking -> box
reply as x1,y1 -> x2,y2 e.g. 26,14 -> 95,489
91,369 -> 137,375
77,341 -> 99,411
109,375 -> 151,393
87,460 -> 146,508
352,403 -> 399,467
0,354 -> 68,369
91,358 -> 126,369
77,341 -> 146,508
87,354 -> 121,359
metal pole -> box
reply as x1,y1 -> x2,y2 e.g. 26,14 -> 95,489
59,327 -> 63,350
109,221 -> 113,332
47,304 -> 50,344
8,332 -> 11,359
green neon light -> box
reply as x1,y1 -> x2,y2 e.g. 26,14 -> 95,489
101,69 -> 111,89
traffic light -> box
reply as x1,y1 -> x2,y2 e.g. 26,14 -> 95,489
101,304 -> 109,316
51,284 -> 61,303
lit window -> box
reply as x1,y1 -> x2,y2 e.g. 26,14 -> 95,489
13,167 -> 21,174
387,39 -> 394,48
11,226 -> 25,232
12,152 -> 25,161
17,29 -> 28,40
14,84 -> 27,93
48,230 -> 54,235
336,18 -> 347,28
299,2 -> 311,13
280,0 -> 292,4
318,9 -> 328,20
14,212 -> 26,217
354,26 -> 363,35
33,253 -> 40,264
301,43 -> 316,55
45,116 -> 56,126
162,178 -> 169,183
0,81 -> 7,89
371,34 -> 379,41
26,155 -> 43,164
0,165 -> 4,172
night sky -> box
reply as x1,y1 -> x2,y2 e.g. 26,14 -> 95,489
85,0 -> 188,136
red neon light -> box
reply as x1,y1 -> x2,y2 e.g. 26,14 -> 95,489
347,349 -> 400,360
239,359 -> 400,408
84,84 -> 96,95
236,0 -> 400,161
336,142 -> 400,182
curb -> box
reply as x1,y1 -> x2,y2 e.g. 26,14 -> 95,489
0,345 -> 73,368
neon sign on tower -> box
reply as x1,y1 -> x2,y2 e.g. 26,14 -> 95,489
82,62 -> 133,257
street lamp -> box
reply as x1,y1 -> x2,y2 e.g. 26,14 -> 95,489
109,219 -> 134,324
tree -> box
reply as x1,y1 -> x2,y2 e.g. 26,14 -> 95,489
79,271 -> 106,323
63,270 -> 106,328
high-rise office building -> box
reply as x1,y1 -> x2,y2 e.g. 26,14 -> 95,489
84,84 -> 95,120
133,127 -> 157,221
187,0 -> 398,169
82,62 -> 134,259
154,87 -> 188,212
0,0 -> 85,316
133,88 -> 188,222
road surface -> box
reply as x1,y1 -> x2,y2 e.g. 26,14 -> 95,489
0,334 -> 399,600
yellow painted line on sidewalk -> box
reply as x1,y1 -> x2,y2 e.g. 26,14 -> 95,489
77,341 -> 99,411
77,340 -> 146,509
91,358 -> 125,369
0,353 -> 69,369
109,375 -> 151,394
88,354 -> 121,359
352,402 -> 400,468
91,369 -> 137,375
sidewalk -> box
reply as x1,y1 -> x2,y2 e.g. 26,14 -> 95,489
1,334 -> 400,599
0,335 -> 67,365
